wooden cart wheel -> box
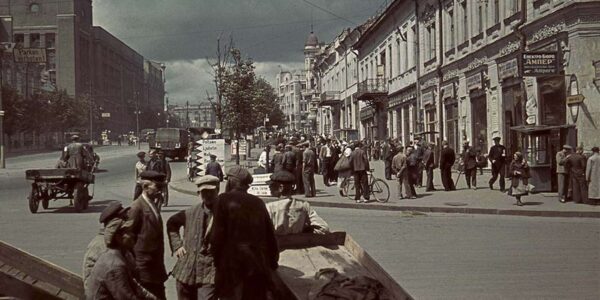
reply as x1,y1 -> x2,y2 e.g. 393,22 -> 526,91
41,189 -> 50,209
73,182 -> 87,212
28,185 -> 40,214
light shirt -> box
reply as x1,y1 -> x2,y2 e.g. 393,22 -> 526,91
135,161 -> 146,183
142,193 -> 160,220
258,151 -> 268,169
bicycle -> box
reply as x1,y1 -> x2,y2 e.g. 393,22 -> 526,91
342,169 -> 390,203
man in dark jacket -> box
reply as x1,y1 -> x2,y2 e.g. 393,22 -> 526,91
461,141 -> 478,190
350,142 -> 370,203
564,146 -> 589,204
423,143 -> 436,191
63,134 -> 85,169
292,139 -> 305,195
128,171 -> 168,299
488,136 -> 507,191
439,141 -> 456,191
211,166 -> 279,300
406,146 -> 419,197
384,140 -> 397,180
167,175 -> 220,299
302,143 -> 317,197
205,154 -> 224,181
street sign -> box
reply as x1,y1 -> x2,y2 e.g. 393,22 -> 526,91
13,48 -> 47,63
248,173 -> 273,196
101,112 -> 111,118
566,94 -> 585,105
521,52 -> 559,76
193,139 -> 226,177
0,110 -> 4,116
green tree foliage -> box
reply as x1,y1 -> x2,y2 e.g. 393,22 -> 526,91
1,86 -> 25,137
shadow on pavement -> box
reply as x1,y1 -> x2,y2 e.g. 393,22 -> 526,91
38,199 -> 114,214
94,169 -> 109,173
520,201 -> 543,206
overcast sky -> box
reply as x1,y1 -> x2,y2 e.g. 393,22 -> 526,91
93,0 -> 387,105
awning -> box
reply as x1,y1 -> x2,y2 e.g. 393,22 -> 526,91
510,124 -> 574,134
413,131 -> 440,136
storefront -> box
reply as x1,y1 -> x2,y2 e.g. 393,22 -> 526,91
441,82 -> 459,151
388,87 -> 416,145
360,107 -> 375,141
466,69 -> 488,152
498,54 -> 525,156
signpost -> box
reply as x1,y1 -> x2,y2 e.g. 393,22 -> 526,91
13,48 -> 47,63
521,52 -> 559,77
566,94 -> 585,105
248,173 -> 273,196
193,139 -> 226,177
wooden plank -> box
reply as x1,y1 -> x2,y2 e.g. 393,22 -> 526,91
344,234 -> 413,300
276,232 -> 346,250
0,240 -> 84,297
0,270 -> 61,300
278,249 -> 316,299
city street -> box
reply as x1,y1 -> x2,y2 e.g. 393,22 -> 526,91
0,147 -> 598,299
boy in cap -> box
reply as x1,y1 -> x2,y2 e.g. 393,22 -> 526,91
167,175 -> 220,299
210,166 -> 279,299
128,170 -> 168,299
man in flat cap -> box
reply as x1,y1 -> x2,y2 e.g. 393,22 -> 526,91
488,136 -> 507,192
62,134 -> 85,170
128,170 -> 168,299
556,145 -> 572,202
133,151 -> 147,200
167,175 -> 220,299
565,146 -> 589,204
206,154 -> 224,182
83,201 -> 130,290
210,166 -> 279,299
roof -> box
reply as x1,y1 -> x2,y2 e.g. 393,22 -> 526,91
305,31 -> 319,47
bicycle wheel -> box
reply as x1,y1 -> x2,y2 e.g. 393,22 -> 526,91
371,179 -> 390,203
343,177 -> 356,200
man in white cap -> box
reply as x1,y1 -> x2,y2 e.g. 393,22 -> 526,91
556,144 -> 572,202
488,136 -> 507,192
167,175 -> 220,299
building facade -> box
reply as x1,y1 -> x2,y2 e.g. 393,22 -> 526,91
171,102 -> 216,129
276,70 -> 309,132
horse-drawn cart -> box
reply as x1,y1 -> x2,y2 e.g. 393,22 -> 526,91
25,168 -> 95,213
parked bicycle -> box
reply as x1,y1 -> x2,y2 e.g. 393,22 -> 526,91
342,169 -> 390,203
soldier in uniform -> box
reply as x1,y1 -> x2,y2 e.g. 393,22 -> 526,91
488,136 -> 507,191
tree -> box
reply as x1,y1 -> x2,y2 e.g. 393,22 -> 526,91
1,86 -> 25,145
206,36 -> 234,130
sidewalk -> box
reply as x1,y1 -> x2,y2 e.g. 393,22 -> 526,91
170,158 -> 600,218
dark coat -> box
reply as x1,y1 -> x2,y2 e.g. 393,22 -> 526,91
350,147 -> 370,172
272,152 -> 285,173
205,161 -> 224,181
440,147 -> 456,169
488,144 -> 507,165
128,196 -> 167,284
210,191 -> 279,297
462,147 -> 477,170
64,142 -> 84,169
423,148 -> 435,169
565,153 -> 587,180
509,160 -> 530,188
283,151 -> 296,173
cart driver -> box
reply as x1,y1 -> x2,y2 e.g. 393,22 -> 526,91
62,134 -> 85,170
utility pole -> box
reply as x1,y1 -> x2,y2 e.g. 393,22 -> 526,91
0,50 -> 4,168
136,94 -> 140,150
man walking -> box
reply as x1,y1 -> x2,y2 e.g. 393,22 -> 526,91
439,141 -> 456,191
128,171 -> 168,299
462,141 -> 478,190
302,143 -> 317,197
586,146 -> 600,205
414,137 -> 425,187
381,140 -> 391,180
319,140 -> 333,186
423,143 -> 436,191
556,145 -> 571,202
488,136 -> 507,191
350,141 -> 370,203
206,154 -> 224,182
392,146 -> 412,199
133,151 -> 147,200
210,166 -> 279,300
406,146 -> 419,198
167,175 -> 221,299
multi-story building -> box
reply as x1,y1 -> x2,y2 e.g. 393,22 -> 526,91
0,0 -> 165,140
171,102 -> 216,129
313,26 -> 365,141
276,70 -> 309,132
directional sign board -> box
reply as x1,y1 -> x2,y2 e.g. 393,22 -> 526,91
193,139 -> 226,177
13,48 -> 47,63
566,94 -> 585,105
248,173 -> 273,196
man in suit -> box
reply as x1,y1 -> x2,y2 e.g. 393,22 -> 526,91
488,136 -> 507,191
206,154 -> 224,182
439,141 -> 456,191
556,145 -> 571,202
350,141 -> 370,203
62,134 -> 85,170
462,141 -> 478,190
423,143 -> 436,191
319,140 -> 333,186
392,146 -> 412,199
128,171 -> 168,299
302,143 -> 317,197
565,146 -> 589,204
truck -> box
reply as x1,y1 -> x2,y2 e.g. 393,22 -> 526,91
153,128 -> 190,161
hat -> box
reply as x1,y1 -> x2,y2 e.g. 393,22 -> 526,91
139,170 -> 166,182
209,154 -> 217,159
562,144 -> 573,150
226,165 -> 253,185
194,175 -> 220,192
149,148 -> 158,154
71,134 -> 80,140
104,218 -> 134,247
592,146 -> 599,152
136,151 -> 146,158
99,201 -> 129,224
493,136 -> 501,140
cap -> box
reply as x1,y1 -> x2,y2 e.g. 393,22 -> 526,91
194,175 -> 220,192
562,144 -> 573,150
71,134 -> 80,140
136,151 -> 146,158
104,218 -> 134,247
149,148 -> 158,154
139,170 -> 166,182
493,136 -> 501,140
209,154 -> 217,159
592,146 -> 599,152
226,165 -> 253,185
99,201 -> 129,224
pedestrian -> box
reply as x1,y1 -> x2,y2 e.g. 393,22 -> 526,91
206,154 -> 224,182
556,145 -> 571,202
392,146 -> 412,199
271,143 -> 285,173
302,143 -> 317,197
266,197 -> 330,235
166,175 -> 221,300
258,145 -> 271,173
128,171 -> 168,299
364,139 -> 372,161
439,141 -> 456,191
565,146 -> 589,204
423,142 -> 436,191
133,151 -> 147,200
292,139 -> 305,195
85,216 -> 158,299
335,144 -> 353,197
350,141 -> 370,203
414,137 -> 425,187
586,146 -> 600,205
330,140 -> 340,185
83,202 -> 131,290
381,140 -> 391,180
405,146 -> 418,198
210,166 -> 279,300
488,136 -> 507,191
476,149 -> 487,175
508,152 -> 530,206
319,139 -> 333,186
461,141 -> 478,190
384,140 -> 398,181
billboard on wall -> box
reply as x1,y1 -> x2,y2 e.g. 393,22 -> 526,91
521,52 -> 559,77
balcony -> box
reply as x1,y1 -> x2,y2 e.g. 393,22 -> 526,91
319,91 -> 341,107
355,78 -> 388,101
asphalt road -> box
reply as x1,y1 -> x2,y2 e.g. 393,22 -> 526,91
1,146 -> 599,299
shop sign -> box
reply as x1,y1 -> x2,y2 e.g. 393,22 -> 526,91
13,48 -> 47,63
422,91 -> 434,106
522,52 -> 559,76
566,94 -> 585,105
498,58 -> 519,80
441,84 -> 454,100
466,73 -> 482,91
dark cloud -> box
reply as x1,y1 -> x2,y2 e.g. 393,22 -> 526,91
93,0 -> 386,103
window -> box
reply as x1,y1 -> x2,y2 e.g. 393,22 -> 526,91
493,0 -> 500,24
30,33 -> 41,48
427,24 -> 436,60
509,0 -> 521,15
411,26 -> 417,68
14,34 -> 24,48
45,33 -> 56,48
461,1 -> 468,42
477,3 -> 484,33
447,9 -> 455,49
388,44 -> 393,78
